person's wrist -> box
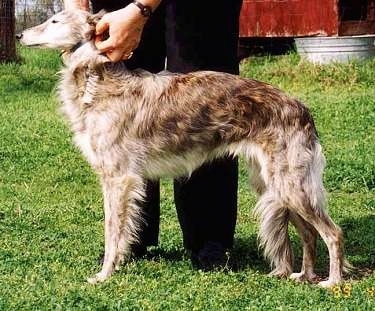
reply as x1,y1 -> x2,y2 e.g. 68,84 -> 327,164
132,0 -> 153,18
116,5 -> 147,25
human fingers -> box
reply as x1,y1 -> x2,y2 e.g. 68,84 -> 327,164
94,35 -> 114,52
94,19 -> 115,52
95,18 -> 109,36
106,48 -> 127,62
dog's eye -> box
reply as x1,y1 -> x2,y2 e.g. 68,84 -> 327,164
51,20 -> 59,24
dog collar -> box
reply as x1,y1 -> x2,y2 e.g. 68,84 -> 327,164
60,41 -> 85,61
70,41 -> 85,53
61,41 -> 84,55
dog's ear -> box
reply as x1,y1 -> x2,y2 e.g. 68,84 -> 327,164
85,10 -> 106,41
87,10 -> 106,26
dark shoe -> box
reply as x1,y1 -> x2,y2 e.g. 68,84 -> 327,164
191,241 -> 230,271
130,244 -> 148,258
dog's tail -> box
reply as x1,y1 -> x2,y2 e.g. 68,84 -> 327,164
302,141 -> 327,217
253,191 -> 293,276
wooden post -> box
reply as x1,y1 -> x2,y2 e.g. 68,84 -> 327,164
0,0 -> 17,63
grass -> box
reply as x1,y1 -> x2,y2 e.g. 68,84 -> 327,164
0,46 -> 374,310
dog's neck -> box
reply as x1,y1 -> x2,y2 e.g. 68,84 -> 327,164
59,40 -> 127,106
61,40 -> 108,69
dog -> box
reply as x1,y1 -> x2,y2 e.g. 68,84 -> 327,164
18,10 -> 348,287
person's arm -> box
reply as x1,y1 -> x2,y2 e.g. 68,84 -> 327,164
64,0 -> 89,10
95,0 -> 162,62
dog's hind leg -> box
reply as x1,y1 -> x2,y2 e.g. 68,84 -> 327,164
314,221 -> 343,288
88,173 -> 144,284
291,198 -> 344,287
289,212 -> 318,282
286,144 -> 344,287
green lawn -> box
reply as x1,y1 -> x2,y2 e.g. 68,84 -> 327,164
0,47 -> 374,310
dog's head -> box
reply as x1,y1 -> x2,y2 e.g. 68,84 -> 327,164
18,10 -> 95,50
18,10 -> 108,66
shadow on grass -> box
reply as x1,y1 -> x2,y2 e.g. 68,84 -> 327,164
340,214 -> 375,280
231,214 -> 375,281
146,247 -> 186,263
230,236 -> 269,273
119,214 -> 374,281
144,233 -> 270,274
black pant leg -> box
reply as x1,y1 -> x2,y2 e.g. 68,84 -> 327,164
166,0 -> 243,252
173,159 -> 239,252
90,0 -> 166,248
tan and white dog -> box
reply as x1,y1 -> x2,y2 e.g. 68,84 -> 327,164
19,10 -> 348,286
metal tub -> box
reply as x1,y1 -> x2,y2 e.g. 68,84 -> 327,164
295,35 -> 375,64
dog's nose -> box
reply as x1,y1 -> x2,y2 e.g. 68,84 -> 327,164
16,33 -> 23,40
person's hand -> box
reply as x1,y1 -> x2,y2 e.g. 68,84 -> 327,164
64,0 -> 89,10
95,5 -> 147,62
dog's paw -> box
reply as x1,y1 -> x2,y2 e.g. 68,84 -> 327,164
318,279 -> 341,288
87,272 -> 108,284
268,268 -> 292,278
290,272 -> 318,283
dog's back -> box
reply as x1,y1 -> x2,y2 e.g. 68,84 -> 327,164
150,70 -> 318,150
59,61 -> 318,178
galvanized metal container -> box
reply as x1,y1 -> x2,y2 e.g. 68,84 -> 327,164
295,35 -> 375,64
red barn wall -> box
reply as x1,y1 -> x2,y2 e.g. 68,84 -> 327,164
240,0 -> 339,37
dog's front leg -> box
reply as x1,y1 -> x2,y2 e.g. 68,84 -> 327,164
88,173 -> 144,284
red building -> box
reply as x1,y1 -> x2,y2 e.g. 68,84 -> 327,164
239,0 -> 375,38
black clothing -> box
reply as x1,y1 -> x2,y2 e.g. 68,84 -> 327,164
91,0 -> 242,259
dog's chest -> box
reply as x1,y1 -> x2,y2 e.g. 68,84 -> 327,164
73,131 -> 98,167
78,110 -> 126,166
62,100 -> 126,170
